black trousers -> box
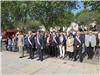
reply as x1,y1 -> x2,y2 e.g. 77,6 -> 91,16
28,46 -> 34,58
47,45 -> 51,56
51,45 -> 58,57
47,45 -> 53,56
67,52 -> 74,59
73,47 -> 83,62
87,46 -> 94,59
44,46 -> 48,55
37,47 -> 43,61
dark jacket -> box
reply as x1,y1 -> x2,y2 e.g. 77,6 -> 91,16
26,35 -> 34,47
35,35 -> 44,48
74,35 -> 84,50
51,36 -> 58,46
58,35 -> 66,46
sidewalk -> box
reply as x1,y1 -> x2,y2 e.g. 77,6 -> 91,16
1,51 -> 100,75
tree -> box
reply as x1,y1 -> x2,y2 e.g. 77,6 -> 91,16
1,1 -> 77,30
75,9 -> 92,25
28,1 -> 77,28
1,1 -> 33,30
74,1 -> 100,31
83,1 -> 100,11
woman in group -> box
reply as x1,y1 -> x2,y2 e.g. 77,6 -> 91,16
66,33 -> 74,60
17,31 -> 24,58
56,32 -> 60,57
58,32 -> 66,59
46,33 -> 52,56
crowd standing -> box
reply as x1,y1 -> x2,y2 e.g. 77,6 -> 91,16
2,30 -> 100,62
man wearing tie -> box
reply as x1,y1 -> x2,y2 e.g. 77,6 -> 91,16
35,31 -> 44,61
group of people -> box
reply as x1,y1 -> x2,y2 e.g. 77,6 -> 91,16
4,30 -> 100,62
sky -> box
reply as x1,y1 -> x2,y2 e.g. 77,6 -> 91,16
72,1 -> 84,15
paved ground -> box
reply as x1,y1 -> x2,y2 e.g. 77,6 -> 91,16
1,50 -> 100,75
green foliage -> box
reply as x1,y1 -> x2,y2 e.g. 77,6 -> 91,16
75,9 -> 90,19
76,1 -> 100,25
92,10 -> 100,24
76,9 -> 100,25
1,1 -> 77,30
2,1 -> 99,30
75,9 -> 92,25
83,1 -> 100,11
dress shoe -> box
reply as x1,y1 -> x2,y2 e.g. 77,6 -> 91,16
73,59 -> 77,61
28,57 -> 31,59
37,59 -> 40,61
19,56 -> 24,58
40,59 -> 43,62
31,58 -> 34,60
62,57 -> 65,59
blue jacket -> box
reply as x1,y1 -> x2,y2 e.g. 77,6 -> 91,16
26,35 -> 34,47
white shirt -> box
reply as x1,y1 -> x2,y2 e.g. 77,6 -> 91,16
28,36 -> 32,45
60,36 -> 63,43
53,36 -> 57,43
47,37 -> 50,44
89,35 -> 92,42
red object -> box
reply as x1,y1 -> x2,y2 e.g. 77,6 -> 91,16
2,29 -> 17,39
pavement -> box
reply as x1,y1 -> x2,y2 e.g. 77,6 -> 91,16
1,50 -> 100,75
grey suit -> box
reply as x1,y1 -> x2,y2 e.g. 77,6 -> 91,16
85,34 -> 96,59
85,35 -> 96,47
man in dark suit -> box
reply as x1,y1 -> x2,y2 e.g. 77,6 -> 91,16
35,31 -> 44,61
73,31 -> 84,62
27,31 -> 34,60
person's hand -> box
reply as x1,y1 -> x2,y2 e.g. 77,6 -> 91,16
31,45 -> 33,48
41,46 -> 43,49
46,44 -> 49,47
77,45 -> 79,47
35,46 -> 37,49
68,46 -> 70,47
